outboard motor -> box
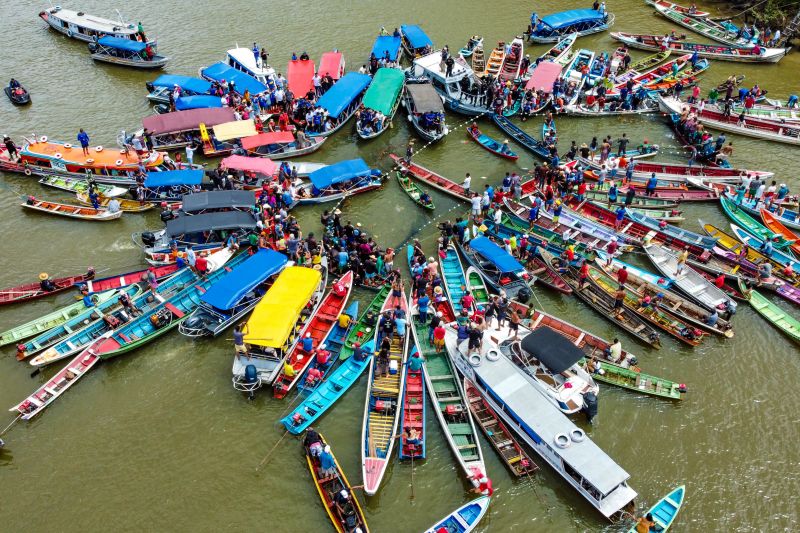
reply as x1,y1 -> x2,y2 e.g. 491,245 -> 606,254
88,42 -> 98,53
583,392 -> 598,425
141,231 -> 157,247
244,365 -> 258,400
517,286 -> 531,303
160,209 -> 176,223
145,81 -> 155,92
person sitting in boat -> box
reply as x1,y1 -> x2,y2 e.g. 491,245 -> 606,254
39,273 -> 56,292
102,314 -> 122,329
400,425 -> 421,446
419,190 -> 432,207
634,512 -> 662,533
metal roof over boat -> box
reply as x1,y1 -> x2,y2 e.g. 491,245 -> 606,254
212,120 -> 257,141
43,8 -> 138,34
219,154 -> 277,176
150,74 -> 212,94
540,9 -> 605,30
97,36 -> 147,52
468,236 -> 525,272
225,47 -> 276,82
165,211 -> 258,237
315,72 -> 371,118
520,328 -> 584,373
361,68 -> 405,115
470,342 -> 632,499
412,51 -> 471,80
401,25 -> 433,49
287,59 -> 316,96
174,95 -> 223,111
144,169 -> 204,188
142,107 -> 236,135
201,62 -> 268,95
181,190 -> 255,213
406,83 -> 444,112
525,61 -> 563,91
240,131 -> 296,151
201,249 -> 288,310
318,51 -> 344,79
244,266 -> 323,347
309,158 -> 372,189
371,36 -> 402,61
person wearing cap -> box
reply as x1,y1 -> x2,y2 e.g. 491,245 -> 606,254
318,444 -> 337,477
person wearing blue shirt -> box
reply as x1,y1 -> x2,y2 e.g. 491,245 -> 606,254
77,128 -> 90,156
395,315 -> 407,340
645,173 -> 658,196
302,333 -> 314,352
417,294 -> 431,323
407,351 -> 424,371
608,183 -> 618,205
625,161 -> 634,184
81,292 -> 94,308
486,184 -> 494,203
318,445 -> 336,476
614,206 -> 626,230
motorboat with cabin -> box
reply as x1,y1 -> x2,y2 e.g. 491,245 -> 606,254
403,76 -> 448,142
145,74 -> 213,104
39,6 -> 142,43
88,36 -> 168,69
409,51 -> 489,116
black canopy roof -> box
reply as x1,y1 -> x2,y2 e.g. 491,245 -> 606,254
520,327 -> 584,373
166,211 -> 257,237
181,190 -> 255,213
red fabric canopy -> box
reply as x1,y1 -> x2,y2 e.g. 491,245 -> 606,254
287,59 -> 316,96
219,155 -> 277,176
240,132 -> 296,150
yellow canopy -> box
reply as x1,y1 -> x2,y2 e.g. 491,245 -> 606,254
244,266 -> 322,348
213,120 -> 258,142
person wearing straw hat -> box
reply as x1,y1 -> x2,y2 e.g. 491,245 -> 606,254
39,273 -> 56,292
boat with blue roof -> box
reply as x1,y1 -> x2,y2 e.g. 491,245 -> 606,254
456,236 -> 532,302
308,72 -> 372,137
139,169 -> 204,202
146,74 -> 213,104
528,8 -> 615,43
400,25 -> 434,58
88,36 -> 168,69
200,62 -> 269,97
370,34 -> 402,66
292,159 -> 383,206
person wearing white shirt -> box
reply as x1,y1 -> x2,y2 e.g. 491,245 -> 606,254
470,194 -> 481,217
755,181 -> 766,200
462,173 -> 472,195
312,74 -> 322,96
186,246 -> 197,270
185,143 -> 196,166
107,198 -> 121,213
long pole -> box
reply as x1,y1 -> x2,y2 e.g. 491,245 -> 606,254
255,430 -> 289,471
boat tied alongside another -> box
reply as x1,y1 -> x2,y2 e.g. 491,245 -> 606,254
88,36 -> 168,69
356,68 -> 405,140
528,8 -> 615,42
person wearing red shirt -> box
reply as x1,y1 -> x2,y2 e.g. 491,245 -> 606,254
194,252 -> 209,278
605,238 -> 619,266
713,272 -> 725,289
617,265 -> 628,286
579,261 -> 589,289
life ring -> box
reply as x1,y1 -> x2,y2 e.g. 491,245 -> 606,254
24,168 -> 32,176
40,136 -> 48,142
86,158 -> 95,164
570,428 -> 586,443
119,149 -> 126,154
67,29 -> 73,38
485,349 -> 500,362
95,146 -> 103,152
92,35 -> 98,42
63,143 -> 72,149
468,353 -> 482,367
554,433 -> 571,449
54,152 -> 63,159
115,159 -> 123,166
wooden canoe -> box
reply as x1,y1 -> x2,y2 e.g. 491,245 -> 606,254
739,280 -> 800,344
720,196 -> 793,249
626,485 -> 686,532
527,254 -> 573,294
582,187 -> 680,209
396,171 -> 435,209
398,347 -> 426,459
647,0 -> 709,17
76,192 -> 155,213
22,198 -> 122,221
464,378 -> 538,477
483,43 -> 505,77
467,128 -> 519,160
612,31 -> 787,63
491,113 -> 549,159
471,45 -> 485,73
423,496 -> 490,533
81,264 -> 181,293
38,175 -> 128,197
0,271 -> 94,306
580,357 -> 686,400
465,267 -> 491,307
761,209 -> 800,257
389,153 -> 470,201
654,3 -> 754,47
339,286 -> 389,361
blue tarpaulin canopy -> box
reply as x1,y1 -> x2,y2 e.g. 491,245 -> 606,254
201,249 -> 288,310
469,236 -> 524,272
98,36 -> 147,53
175,95 -> 223,111
151,74 -> 212,94
201,62 -> 268,95
315,72 -> 371,119
401,25 -> 433,49
539,9 -> 604,30
144,169 -> 204,188
309,158 -> 371,189
371,36 -> 402,61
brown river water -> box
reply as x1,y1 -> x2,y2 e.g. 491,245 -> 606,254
1,0 -> 799,531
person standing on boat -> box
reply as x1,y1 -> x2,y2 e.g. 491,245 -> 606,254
77,129 -> 90,156
676,246 -> 689,276
3,136 -> 18,161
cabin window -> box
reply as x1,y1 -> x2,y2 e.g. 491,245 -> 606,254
563,461 -> 583,484
431,78 -> 446,92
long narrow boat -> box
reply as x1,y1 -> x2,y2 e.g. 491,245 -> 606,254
410,304 -> 486,480
459,35 -> 483,58
582,356 -> 686,400
739,281 -> 800,344
729,224 -> 799,273
22,198 -> 122,221
357,68 -> 405,140
498,37 -> 524,81
423,496 -> 490,533
75,192 -> 155,213
396,171 -> 435,209
465,267 -> 491,307
644,244 -> 738,313
541,250 -> 663,348
647,0 -> 710,17
471,45 -> 485,73
398,347 -> 426,460
0,270 -> 95,306
533,32 -> 577,68
389,153 -> 470,201
339,287 -> 389,361
0,289 -> 120,348
439,243 -> 476,316
579,156 -> 772,181
38,176 -> 128,197
719,190 -> 800,231
582,187 -> 680,209
491,113 -> 549,159
603,54 -> 691,96
611,32 -> 788,63
622,185 -> 719,202
626,485 -> 686,533
304,434 -> 370,533
562,48 -> 595,105
297,301 -> 359,395
626,210 -> 717,249
595,251 -> 672,290
721,196 -> 793,248
17,285 -> 144,358
467,126 -> 519,160
600,202 -> 683,222
528,254 -> 573,294
80,264 -> 180,294
587,265 -> 706,346
361,293 -> 410,495
644,57 -> 710,92
654,3 -> 755,47
464,378 -> 538,477
273,271 -> 354,399
483,41 -> 505,77
761,209 -> 800,256
725,101 -> 800,122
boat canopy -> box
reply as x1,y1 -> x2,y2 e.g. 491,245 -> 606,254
318,51 -> 344,79
309,158 -> 371,189
201,62 -> 268,95
401,25 -> 433,49
362,68 -> 405,115
315,72 -> 371,118
150,74 -> 212,94
144,169 -> 204,188
520,328 -> 584,373
142,107 -> 236,135
165,211 -> 258,238
219,154 -> 277,176
212,120 -> 257,141
97,36 -> 147,53
175,95 -> 223,111
468,236 -> 524,272
181,190 -> 255,213
240,131 -> 296,151
406,83 -> 444,112
244,266 -> 323,347
539,9 -> 605,30
287,59 -> 316,96
525,61 -> 563,91
371,36 -> 402,61
201,249 -> 288,310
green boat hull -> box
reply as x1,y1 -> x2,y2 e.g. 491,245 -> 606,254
579,358 -> 684,400
740,281 -> 800,344
720,196 -> 792,249
98,318 -> 189,359
338,285 -> 389,360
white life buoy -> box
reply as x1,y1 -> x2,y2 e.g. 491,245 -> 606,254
95,146 -> 103,152
92,34 -> 98,42
554,433 -> 571,449
67,29 -> 73,38
115,159 -> 123,166
570,428 -> 586,443
63,143 -> 72,149
119,149 -> 126,154
24,168 -> 32,176
468,353 -> 482,367
485,349 -> 500,362
86,158 -> 95,164
40,135 -> 48,143
54,152 -> 63,159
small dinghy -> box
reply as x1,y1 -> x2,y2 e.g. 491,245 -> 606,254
5,79 -> 30,105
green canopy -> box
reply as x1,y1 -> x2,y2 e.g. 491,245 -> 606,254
361,68 -> 405,116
